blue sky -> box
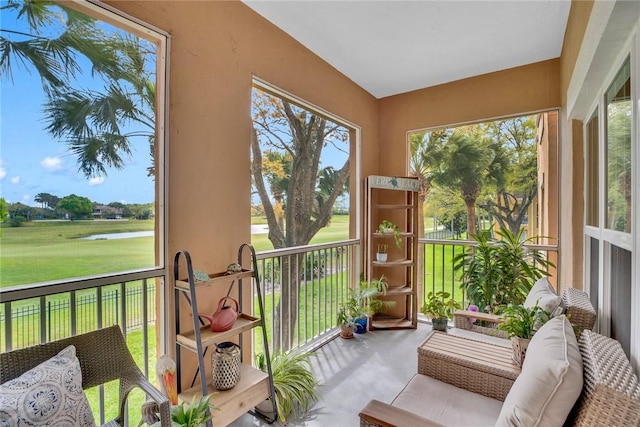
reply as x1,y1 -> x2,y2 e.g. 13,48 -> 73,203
0,5 -> 155,207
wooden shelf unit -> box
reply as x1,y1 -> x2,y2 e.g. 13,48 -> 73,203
173,245 -> 277,427
365,175 -> 420,330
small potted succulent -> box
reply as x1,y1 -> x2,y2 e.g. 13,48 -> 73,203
420,291 -> 461,332
497,302 -> 551,366
376,244 -> 389,262
378,220 -> 402,249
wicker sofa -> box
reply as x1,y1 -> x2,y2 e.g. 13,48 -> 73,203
0,325 -> 171,427
453,285 -> 597,338
359,319 -> 640,427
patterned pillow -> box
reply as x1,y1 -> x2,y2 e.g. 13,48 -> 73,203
0,345 -> 96,426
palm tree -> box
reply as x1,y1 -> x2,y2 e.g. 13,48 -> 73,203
430,132 -> 494,236
1,1 -> 156,178
410,129 -> 447,237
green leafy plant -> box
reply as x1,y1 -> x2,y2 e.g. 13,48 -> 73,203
454,227 -> 555,314
376,243 -> 389,254
358,276 -> 394,316
378,220 -> 402,248
255,350 -> 320,424
420,291 -> 461,320
170,395 -> 213,427
497,303 -> 551,339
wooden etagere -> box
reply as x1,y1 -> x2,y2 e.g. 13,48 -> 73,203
365,175 -> 420,330
173,244 -> 277,427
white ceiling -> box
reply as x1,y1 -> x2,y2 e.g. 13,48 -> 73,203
243,0 -> 571,99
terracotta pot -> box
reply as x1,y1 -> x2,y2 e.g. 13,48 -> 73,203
340,324 -> 355,339
510,336 -> 530,367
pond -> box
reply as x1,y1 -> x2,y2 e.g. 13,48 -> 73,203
79,231 -> 154,240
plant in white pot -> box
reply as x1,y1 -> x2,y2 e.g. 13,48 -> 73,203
376,244 -> 389,262
420,291 -> 461,332
497,302 -> 551,366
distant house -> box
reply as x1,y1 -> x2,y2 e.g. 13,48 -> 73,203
92,205 -> 124,219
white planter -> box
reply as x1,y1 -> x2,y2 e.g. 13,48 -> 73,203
376,252 -> 387,262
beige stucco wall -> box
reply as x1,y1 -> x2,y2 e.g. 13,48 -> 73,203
377,59 -> 561,176
103,0 -> 379,385
555,0 -> 593,293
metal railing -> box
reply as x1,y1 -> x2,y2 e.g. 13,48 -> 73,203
418,238 -> 559,311
0,269 -> 165,425
254,239 -> 360,353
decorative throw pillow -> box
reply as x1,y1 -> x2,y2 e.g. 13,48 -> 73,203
524,277 -> 564,317
496,315 -> 583,427
0,345 -> 96,427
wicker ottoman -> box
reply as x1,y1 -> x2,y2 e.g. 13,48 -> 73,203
417,331 -> 521,401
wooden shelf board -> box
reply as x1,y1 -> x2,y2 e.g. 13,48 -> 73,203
176,314 -> 261,351
384,286 -> 414,296
179,364 -> 270,427
175,269 -> 254,290
374,204 -> 415,209
371,317 -> 416,330
373,232 -> 415,238
373,259 -> 413,267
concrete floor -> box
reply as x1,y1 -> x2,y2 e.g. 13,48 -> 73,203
230,321 -> 434,427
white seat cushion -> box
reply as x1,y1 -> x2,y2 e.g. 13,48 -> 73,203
0,345 -> 96,426
496,315 -> 583,427
525,277 -> 563,316
392,374 -> 503,427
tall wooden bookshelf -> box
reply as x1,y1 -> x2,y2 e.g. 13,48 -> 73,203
365,175 -> 420,329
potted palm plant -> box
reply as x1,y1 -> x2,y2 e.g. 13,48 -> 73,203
497,302 -> 551,366
454,227 -> 555,314
420,291 -> 461,331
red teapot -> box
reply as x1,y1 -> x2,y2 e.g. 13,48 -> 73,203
199,297 -> 239,332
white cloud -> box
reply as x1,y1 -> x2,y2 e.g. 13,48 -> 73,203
40,156 -> 63,172
0,161 -> 5,180
20,194 -> 30,204
88,176 -> 105,186
10,176 -> 20,184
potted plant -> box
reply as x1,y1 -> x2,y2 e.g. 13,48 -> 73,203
149,394 -> 213,427
376,244 -> 389,262
497,302 -> 551,366
378,219 -> 402,249
420,291 -> 461,331
356,276 -> 395,332
454,227 -> 555,314
337,304 -> 357,339
255,350 -> 320,424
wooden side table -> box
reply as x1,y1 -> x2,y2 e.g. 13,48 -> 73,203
417,331 -> 521,401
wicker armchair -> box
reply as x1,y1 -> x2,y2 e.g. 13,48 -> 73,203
453,287 -> 597,337
0,325 -> 171,427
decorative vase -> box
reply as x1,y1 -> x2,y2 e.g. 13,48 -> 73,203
431,318 -> 448,332
354,316 -> 368,334
510,336 -> 530,367
211,342 -> 241,390
376,252 -> 387,262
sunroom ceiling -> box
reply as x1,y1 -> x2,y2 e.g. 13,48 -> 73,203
242,0 -> 571,99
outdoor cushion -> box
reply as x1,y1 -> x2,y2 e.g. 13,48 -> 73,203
392,373 -> 502,427
0,345 -> 96,427
496,315 -> 583,427
525,277 -> 564,316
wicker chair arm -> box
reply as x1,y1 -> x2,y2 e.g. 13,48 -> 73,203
119,368 -> 171,427
562,288 -> 597,332
359,400 -> 445,427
